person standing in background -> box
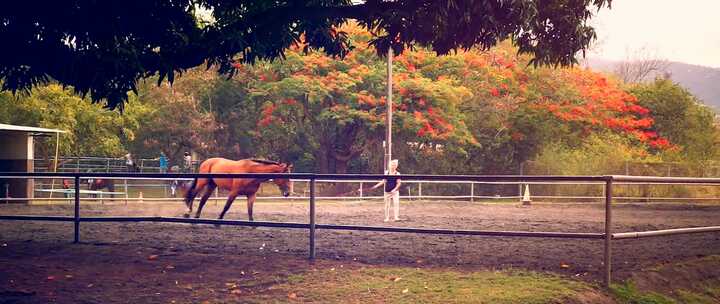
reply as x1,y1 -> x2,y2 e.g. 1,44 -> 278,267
124,153 -> 136,172
371,159 -> 401,222
182,152 -> 193,173
158,152 -> 168,173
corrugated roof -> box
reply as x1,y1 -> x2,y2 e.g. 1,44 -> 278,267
0,123 -> 67,134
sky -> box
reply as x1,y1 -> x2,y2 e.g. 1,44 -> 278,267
589,0 -> 720,68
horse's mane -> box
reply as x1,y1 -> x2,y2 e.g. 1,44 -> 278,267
249,159 -> 282,166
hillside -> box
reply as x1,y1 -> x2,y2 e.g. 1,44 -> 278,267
586,58 -> 720,110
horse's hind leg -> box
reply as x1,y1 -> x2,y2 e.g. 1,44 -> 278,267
184,178 -> 208,217
246,193 -> 257,221
218,190 -> 240,220
195,181 -> 217,218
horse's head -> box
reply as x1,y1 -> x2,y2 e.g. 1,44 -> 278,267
273,163 -> 294,197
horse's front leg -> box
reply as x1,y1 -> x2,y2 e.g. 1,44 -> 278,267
247,193 -> 257,221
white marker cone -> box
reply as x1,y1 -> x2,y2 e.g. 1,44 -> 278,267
522,185 -> 531,205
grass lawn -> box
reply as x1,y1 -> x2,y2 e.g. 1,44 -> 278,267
240,266 -> 600,304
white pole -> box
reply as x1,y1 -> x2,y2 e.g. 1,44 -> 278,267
49,133 -> 60,199
385,47 -> 393,172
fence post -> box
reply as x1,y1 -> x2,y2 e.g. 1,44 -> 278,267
519,162 -> 524,199
359,182 -> 363,198
418,182 -> 422,198
309,178 -> 316,260
124,179 -> 129,205
74,175 -> 80,244
604,176 -> 613,288
470,182 -> 474,203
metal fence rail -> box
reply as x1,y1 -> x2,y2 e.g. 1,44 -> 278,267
1,172 -> 719,288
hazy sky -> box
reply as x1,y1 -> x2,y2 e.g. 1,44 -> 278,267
590,0 -> 720,67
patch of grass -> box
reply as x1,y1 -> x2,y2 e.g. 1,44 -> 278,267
675,289 -> 717,304
704,282 -> 720,299
245,266 -> 593,304
610,282 -> 676,304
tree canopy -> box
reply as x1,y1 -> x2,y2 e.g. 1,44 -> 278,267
1,0 -> 611,109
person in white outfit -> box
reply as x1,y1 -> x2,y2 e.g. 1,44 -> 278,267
371,159 -> 401,222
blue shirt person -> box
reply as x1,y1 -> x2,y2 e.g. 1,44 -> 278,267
159,152 -> 168,173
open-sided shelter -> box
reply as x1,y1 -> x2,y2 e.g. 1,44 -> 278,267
0,123 -> 65,202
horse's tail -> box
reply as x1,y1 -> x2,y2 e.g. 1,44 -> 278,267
183,178 -> 198,208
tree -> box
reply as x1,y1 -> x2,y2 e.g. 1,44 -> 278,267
629,79 -> 720,161
129,70 -> 222,162
1,0 -> 611,109
237,25 -> 475,174
614,47 -> 670,83
0,84 -> 142,158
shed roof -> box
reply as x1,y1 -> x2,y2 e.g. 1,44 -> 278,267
0,123 -> 67,134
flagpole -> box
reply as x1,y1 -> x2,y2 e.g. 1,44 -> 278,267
385,47 -> 393,173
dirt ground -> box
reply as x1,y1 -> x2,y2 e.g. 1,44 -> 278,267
1,199 -> 720,303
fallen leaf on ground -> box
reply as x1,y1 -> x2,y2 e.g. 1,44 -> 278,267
560,263 -> 570,268
402,288 -> 409,294
165,265 -> 175,269
147,255 -> 159,260
46,276 -> 56,281
225,283 -> 238,289
288,292 -> 297,299
87,284 -> 93,288
64,275 -> 73,279
391,277 -> 402,282
230,289 -> 242,295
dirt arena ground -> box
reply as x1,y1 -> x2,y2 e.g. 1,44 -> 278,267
1,199 -> 719,303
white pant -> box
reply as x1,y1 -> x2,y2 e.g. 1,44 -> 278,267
384,190 -> 400,221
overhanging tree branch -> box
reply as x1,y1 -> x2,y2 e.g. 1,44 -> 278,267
1,0 -> 611,110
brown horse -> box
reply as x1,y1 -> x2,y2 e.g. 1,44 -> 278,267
88,178 -> 115,198
183,158 -> 293,221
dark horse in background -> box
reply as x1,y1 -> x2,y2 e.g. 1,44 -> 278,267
184,158 -> 293,221
88,178 -> 115,198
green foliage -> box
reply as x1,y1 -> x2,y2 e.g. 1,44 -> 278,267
258,266 -> 593,304
531,133 -> 654,176
0,84 -> 142,159
675,289 -> 717,304
526,134 -> 654,197
236,27 -> 477,174
610,282 -> 677,304
1,0 -> 610,109
630,79 -> 720,161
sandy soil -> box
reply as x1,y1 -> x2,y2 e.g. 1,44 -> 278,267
1,200 -> 719,303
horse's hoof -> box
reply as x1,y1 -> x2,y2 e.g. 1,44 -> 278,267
182,213 -> 190,218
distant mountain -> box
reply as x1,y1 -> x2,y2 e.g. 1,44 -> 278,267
585,58 -> 720,110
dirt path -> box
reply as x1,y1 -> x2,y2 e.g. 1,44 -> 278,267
1,201 -> 719,303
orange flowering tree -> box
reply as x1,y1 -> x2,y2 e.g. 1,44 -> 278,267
234,25 -> 475,173
435,42 -> 677,171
